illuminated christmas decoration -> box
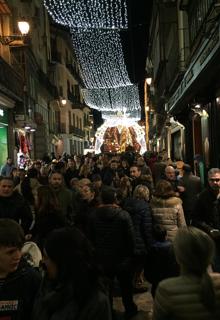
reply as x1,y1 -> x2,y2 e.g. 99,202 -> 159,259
72,30 -> 131,88
95,116 -> 146,154
44,0 -> 128,30
82,85 -> 141,116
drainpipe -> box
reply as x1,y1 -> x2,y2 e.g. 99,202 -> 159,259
177,0 -> 188,71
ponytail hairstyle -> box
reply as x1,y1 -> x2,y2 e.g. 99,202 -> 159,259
173,226 -> 216,312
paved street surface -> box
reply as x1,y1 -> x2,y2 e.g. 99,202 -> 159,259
113,287 -> 153,320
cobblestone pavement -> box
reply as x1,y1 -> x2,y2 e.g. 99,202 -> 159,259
113,289 -> 153,320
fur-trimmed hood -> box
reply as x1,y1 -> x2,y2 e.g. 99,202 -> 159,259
150,196 -> 182,208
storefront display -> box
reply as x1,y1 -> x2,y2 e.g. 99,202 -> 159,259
0,108 -> 8,168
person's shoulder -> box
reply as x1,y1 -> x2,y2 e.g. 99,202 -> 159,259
157,276 -> 184,293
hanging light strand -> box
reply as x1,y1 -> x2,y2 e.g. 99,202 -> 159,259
72,29 -> 131,89
82,85 -> 141,116
44,0 -> 128,30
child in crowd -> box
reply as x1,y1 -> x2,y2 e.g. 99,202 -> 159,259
144,224 -> 179,297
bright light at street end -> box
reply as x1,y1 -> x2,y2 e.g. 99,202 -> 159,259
18,21 -> 30,35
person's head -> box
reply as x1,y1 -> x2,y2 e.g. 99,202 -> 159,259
10,167 -> 18,178
133,184 -> 150,202
208,168 -> 220,192
101,186 -> 117,204
136,157 -> 145,167
152,224 -> 167,242
27,168 -> 39,179
121,159 -> 129,168
18,168 -> 26,181
110,160 -> 118,171
34,161 -> 41,171
49,171 -> 64,189
67,158 -> 76,169
174,226 -> 217,312
36,185 -> 60,212
91,174 -> 102,189
80,183 -> 95,202
183,164 -> 192,175
165,166 -> 176,181
154,180 -> 176,198
174,226 -> 215,274
42,227 -> 99,303
6,157 -> 13,165
130,165 -> 141,179
0,219 -> 24,277
0,177 -> 14,197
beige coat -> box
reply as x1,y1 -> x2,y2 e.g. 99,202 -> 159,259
150,196 -> 186,241
153,273 -> 220,320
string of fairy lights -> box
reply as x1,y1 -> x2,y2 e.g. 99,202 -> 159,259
44,0 -> 128,29
44,0 -> 143,124
82,85 -> 141,114
71,30 -> 131,89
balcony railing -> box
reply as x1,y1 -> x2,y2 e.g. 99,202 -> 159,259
66,63 -> 83,85
38,69 -> 59,98
0,56 -> 23,100
72,127 -> 85,137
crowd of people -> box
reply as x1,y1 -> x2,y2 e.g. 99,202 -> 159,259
0,151 -> 220,319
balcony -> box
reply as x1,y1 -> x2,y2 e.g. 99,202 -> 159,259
38,69 -> 59,98
68,91 -> 84,109
72,127 -> 85,138
0,56 -> 23,100
66,63 -> 83,85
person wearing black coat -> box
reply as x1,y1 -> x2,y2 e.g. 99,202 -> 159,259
0,219 -> 41,320
192,168 -> 220,272
88,186 -> 137,319
0,177 -> 33,234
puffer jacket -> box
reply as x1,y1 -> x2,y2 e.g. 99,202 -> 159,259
150,196 -> 186,241
153,273 -> 220,320
89,204 -> 135,268
123,197 -> 153,255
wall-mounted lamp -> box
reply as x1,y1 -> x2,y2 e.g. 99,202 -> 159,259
60,98 -> 67,106
0,19 -> 30,45
146,77 -> 152,86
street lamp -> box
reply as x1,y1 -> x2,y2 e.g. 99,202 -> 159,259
0,19 -> 30,45
144,77 -> 152,150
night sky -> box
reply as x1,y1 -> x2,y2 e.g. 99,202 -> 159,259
93,0 -> 153,127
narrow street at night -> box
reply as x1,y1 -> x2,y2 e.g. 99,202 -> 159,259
1,1 -> 220,320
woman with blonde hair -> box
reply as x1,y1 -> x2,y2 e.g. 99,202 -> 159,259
150,180 -> 186,241
123,184 -> 152,289
153,226 -> 220,319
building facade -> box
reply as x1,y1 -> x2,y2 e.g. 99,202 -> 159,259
0,0 -> 93,167
147,0 -> 220,176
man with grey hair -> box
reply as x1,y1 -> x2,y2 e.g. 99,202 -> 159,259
192,167 -> 220,271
